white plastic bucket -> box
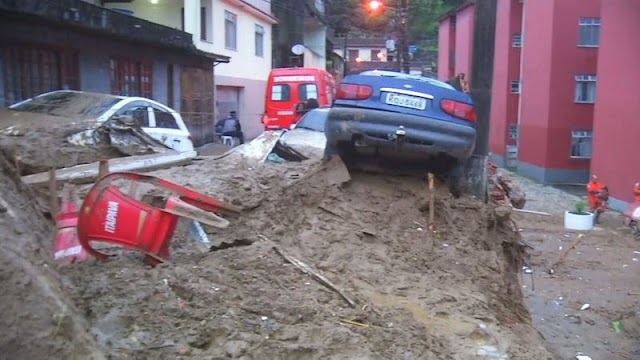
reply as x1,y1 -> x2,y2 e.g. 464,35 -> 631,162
564,211 -> 595,231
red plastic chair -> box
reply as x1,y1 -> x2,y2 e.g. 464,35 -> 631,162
77,172 -> 241,265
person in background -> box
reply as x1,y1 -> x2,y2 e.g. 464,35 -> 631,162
633,181 -> 640,203
587,175 -> 609,224
217,111 -> 244,145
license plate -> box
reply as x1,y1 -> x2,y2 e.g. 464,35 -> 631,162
384,93 -> 427,110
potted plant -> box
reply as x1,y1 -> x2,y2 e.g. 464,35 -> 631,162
564,199 -> 595,231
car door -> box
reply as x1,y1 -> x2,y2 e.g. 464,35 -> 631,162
146,104 -> 193,152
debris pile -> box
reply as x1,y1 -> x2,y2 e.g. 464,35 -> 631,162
489,160 -> 527,209
59,155 -> 552,359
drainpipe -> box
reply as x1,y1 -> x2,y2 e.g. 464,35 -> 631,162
515,1 -> 526,161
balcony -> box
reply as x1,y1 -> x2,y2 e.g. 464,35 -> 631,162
0,0 -> 227,61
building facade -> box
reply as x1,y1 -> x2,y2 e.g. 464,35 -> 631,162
437,1 -> 475,82
0,0 -> 229,146
590,0 -> 640,211
103,0 -> 277,140
439,0 -> 602,184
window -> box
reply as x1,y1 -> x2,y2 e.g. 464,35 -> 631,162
299,84 -> 318,101
570,130 -> 593,159
348,49 -> 358,61
579,17 -> 600,47
110,58 -> 152,98
508,124 -> 519,140
201,7 -> 207,41
117,103 -> 150,127
512,33 -> 522,48
575,75 -> 597,103
255,24 -> 265,57
1,45 -> 79,106
153,107 -> 179,129
510,80 -> 521,94
271,84 -> 291,101
225,10 -> 237,50
371,49 -> 381,61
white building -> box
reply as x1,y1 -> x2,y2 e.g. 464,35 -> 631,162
104,0 -> 277,140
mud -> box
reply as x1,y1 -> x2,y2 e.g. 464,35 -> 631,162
0,153 -> 105,359
59,155 -> 552,359
0,109 -> 123,175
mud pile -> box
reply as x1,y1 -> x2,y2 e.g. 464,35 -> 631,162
0,153 -> 104,359
62,156 -> 553,359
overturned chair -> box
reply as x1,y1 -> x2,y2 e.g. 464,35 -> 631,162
77,172 -> 241,265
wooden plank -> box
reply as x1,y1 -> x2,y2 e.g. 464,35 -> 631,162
22,150 -> 196,186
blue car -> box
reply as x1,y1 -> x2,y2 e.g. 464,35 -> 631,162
325,70 -> 477,196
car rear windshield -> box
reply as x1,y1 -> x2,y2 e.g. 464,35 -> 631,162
10,91 -> 121,118
297,109 -> 328,132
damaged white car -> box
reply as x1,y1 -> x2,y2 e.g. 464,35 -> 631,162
1,90 -> 195,174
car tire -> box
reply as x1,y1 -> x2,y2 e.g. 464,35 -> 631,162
448,162 -> 467,199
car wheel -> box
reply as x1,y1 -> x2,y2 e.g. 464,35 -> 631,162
448,162 -> 467,198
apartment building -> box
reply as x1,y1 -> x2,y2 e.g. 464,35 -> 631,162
439,0 -> 602,183
0,0 -> 230,145
104,0 -> 277,140
439,0 -> 640,211
590,0 -> 640,211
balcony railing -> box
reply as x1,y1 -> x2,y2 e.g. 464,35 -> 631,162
0,0 -> 195,51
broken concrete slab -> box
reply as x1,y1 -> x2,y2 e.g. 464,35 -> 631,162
22,150 -> 197,186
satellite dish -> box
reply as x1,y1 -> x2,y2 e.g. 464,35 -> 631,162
291,44 -> 305,56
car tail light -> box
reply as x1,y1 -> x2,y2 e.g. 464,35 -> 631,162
336,83 -> 373,100
440,99 -> 477,123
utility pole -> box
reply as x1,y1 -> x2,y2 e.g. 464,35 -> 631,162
399,0 -> 409,73
466,0 -> 498,201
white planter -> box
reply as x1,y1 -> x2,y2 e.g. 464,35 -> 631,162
564,211 -> 595,231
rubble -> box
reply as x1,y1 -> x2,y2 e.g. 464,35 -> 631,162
488,160 -> 527,209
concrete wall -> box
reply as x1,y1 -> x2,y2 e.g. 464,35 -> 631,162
303,24 -> 327,69
591,0 -> 640,210
489,0 -> 523,158
517,0 -> 601,183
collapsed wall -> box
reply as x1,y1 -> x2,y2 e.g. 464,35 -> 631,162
0,153 -> 104,359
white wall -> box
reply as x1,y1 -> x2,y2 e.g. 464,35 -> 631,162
212,0 -> 273,81
104,0 -> 182,29
303,26 -> 327,69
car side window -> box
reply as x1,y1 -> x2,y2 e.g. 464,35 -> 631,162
152,107 -> 180,129
271,84 -> 291,101
299,83 -> 318,101
117,102 -> 150,127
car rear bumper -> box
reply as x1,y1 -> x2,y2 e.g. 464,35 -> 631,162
325,107 -> 477,162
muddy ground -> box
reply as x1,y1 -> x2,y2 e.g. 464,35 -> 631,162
34,152 -> 549,359
506,172 -> 640,360
0,154 -> 105,359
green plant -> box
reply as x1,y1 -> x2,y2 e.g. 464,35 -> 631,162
574,200 -> 588,214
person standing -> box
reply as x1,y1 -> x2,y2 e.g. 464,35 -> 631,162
587,175 -> 608,223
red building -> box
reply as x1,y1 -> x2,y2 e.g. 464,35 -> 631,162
590,0 -> 640,210
438,0 -> 604,182
437,1 -> 475,82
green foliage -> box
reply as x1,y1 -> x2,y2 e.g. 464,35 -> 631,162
574,200 -> 588,214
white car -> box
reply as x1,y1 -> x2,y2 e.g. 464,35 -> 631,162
9,90 -> 194,152
279,107 -> 329,156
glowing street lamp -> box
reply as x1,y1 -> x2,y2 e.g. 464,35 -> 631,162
368,0 -> 383,12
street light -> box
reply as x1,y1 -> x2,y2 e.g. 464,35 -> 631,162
368,0 -> 383,11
